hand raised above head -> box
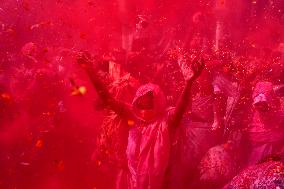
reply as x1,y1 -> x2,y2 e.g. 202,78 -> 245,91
190,56 -> 205,80
178,54 -> 205,81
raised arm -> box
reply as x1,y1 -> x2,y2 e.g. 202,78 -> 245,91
76,51 -> 134,118
169,56 -> 204,128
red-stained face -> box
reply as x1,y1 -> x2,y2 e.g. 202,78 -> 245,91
135,91 -> 156,121
137,109 -> 156,122
135,91 -> 154,110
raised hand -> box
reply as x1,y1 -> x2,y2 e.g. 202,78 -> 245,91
190,56 -> 205,80
178,55 -> 205,81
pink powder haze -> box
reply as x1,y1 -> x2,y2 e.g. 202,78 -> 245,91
0,0 -> 283,189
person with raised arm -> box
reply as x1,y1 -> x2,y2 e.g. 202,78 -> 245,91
76,51 -> 204,189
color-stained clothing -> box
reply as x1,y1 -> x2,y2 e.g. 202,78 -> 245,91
126,83 -> 173,189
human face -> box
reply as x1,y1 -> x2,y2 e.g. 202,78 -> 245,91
135,91 -> 154,110
135,91 -> 156,121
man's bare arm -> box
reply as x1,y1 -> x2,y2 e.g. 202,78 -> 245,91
76,51 -> 134,119
169,56 -> 205,128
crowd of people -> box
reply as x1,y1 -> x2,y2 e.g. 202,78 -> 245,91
77,40 -> 284,189
1,41 -> 284,189
1,30 -> 284,189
